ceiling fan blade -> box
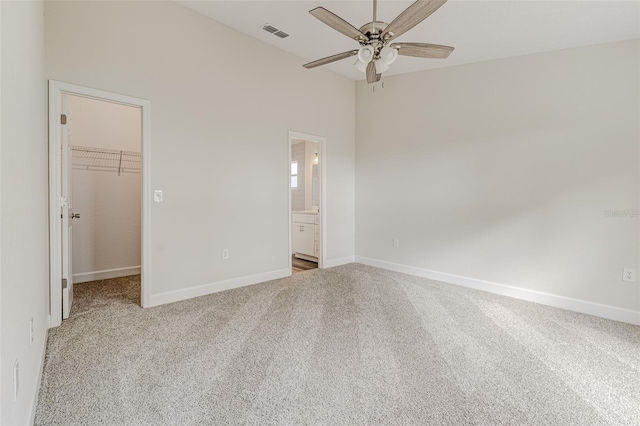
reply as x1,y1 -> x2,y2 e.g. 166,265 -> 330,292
383,0 -> 447,42
310,7 -> 368,42
303,50 -> 359,69
391,43 -> 454,58
366,61 -> 378,84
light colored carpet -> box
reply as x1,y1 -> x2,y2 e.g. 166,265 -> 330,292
35,264 -> 640,425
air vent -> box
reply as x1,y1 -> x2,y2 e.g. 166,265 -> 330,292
262,24 -> 278,34
261,23 -> 290,39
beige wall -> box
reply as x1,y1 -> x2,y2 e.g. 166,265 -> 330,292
68,95 -> 142,280
68,95 -> 141,151
356,39 -> 640,312
45,1 -> 356,298
2,1 -> 635,422
0,1 -> 49,424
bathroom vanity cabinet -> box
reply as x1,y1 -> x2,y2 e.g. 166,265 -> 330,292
292,212 -> 318,261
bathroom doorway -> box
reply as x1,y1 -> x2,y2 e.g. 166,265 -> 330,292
288,132 -> 325,274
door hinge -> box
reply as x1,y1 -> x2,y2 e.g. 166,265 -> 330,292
62,278 -> 68,289
60,114 -> 67,125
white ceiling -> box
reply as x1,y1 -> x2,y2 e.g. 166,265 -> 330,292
180,0 -> 640,81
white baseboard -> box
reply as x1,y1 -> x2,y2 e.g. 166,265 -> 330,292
73,266 -> 141,284
323,256 -> 355,268
148,268 -> 291,307
355,256 -> 640,326
295,253 -> 318,262
29,326 -> 49,426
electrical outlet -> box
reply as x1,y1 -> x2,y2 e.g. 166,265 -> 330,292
13,361 -> 19,401
222,249 -> 229,260
153,190 -> 163,203
623,268 -> 636,283
392,239 -> 399,248
30,318 -> 34,345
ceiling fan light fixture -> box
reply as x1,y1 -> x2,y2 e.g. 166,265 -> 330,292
354,58 -> 368,72
374,58 -> 390,74
380,46 -> 399,65
357,45 -> 374,64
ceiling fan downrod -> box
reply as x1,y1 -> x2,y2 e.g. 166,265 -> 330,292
373,0 -> 377,33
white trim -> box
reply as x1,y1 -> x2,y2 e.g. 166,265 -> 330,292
48,80 -> 151,327
355,256 -> 640,325
48,83 -> 62,327
148,268 -> 290,307
73,266 -> 141,284
28,327 -> 49,426
288,137 -> 293,270
294,253 -> 318,263
324,256 -> 355,268
288,131 -> 327,270
320,138 -> 327,268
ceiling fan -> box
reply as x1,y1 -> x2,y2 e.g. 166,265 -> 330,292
303,0 -> 454,83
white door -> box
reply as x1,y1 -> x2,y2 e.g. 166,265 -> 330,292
61,95 -> 74,319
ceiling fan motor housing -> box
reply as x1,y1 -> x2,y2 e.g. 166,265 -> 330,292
358,21 -> 388,39
358,21 -> 390,60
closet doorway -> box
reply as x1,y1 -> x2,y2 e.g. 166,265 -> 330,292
68,95 -> 141,290
288,131 -> 326,274
49,81 -> 150,327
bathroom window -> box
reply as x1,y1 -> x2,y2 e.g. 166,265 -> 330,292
291,161 -> 298,188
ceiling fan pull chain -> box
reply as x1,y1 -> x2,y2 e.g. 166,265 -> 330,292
372,79 -> 385,93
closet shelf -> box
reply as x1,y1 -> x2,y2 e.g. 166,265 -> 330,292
71,145 -> 141,175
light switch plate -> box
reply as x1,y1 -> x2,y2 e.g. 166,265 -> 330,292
154,190 -> 163,203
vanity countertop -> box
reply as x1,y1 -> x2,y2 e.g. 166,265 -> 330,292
292,210 -> 318,215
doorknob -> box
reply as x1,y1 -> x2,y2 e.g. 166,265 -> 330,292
71,213 -> 81,219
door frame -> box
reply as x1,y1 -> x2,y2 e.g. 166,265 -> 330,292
48,80 -> 151,327
288,131 -> 327,271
